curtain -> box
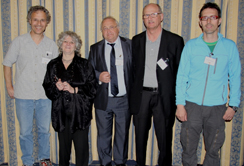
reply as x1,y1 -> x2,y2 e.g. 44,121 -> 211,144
0,0 -> 243,165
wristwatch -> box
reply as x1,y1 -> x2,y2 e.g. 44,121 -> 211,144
229,106 -> 238,112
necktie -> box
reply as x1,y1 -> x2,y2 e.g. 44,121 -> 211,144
108,43 -> 119,96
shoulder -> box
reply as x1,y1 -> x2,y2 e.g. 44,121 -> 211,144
132,31 -> 146,41
162,29 -> 183,41
120,36 -> 131,43
74,55 -> 94,70
47,56 -> 60,66
220,36 -> 236,46
185,37 -> 198,45
11,33 -> 29,44
43,35 -> 56,45
90,39 -> 105,49
74,54 -> 89,65
119,36 -> 131,47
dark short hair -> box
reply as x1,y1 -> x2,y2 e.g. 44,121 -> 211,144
57,31 -> 82,55
27,5 -> 51,24
199,2 -> 221,18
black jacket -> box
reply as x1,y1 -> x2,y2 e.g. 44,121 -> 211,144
43,53 -> 97,133
130,29 -> 184,118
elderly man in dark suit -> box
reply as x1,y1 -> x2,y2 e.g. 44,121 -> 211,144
88,16 -> 132,166
130,3 -> 184,166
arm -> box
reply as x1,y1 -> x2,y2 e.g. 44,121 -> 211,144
174,37 -> 185,75
42,62 -> 61,100
3,66 -> 14,99
228,44 -> 241,107
175,44 -> 191,106
88,45 -> 110,84
223,43 -> 241,121
75,61 -> 97,100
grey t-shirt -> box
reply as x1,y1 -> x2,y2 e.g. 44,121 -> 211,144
3,32 -> 58,99
143,30 -> 162,87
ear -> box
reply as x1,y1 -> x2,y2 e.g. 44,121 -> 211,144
199,20 -> 202,27
161,13 -> 164,22
218,18 -> 222,26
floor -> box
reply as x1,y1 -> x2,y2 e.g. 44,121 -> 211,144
0,161 -> 243,166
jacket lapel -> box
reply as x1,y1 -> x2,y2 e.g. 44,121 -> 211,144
157,29 -> 168,61
99,40 -> 108,71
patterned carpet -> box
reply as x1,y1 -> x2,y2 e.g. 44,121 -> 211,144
0,161 -> 243,166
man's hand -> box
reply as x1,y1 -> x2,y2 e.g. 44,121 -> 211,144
6,86 -> 14,99
99,72 -> 110,83
176,104 -> 187,122
223,107 -> 236,121
4,66 -> 15,99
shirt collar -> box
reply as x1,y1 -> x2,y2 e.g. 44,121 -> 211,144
105,36 -> 121,47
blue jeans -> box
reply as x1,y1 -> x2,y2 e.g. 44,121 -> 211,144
15,98 -> 51,166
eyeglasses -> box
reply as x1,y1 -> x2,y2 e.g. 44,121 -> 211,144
143,13 -> 162,19
102,26 -> 117,31
200,15 -> 219,21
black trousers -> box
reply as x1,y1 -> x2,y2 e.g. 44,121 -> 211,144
165,111 -> 176,166
133,90 -> 166,166
58,118 -> 89,166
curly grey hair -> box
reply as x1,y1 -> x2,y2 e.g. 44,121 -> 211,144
27,5 -> 51,24
100,16 -> 119,31
57,31 -> 82,55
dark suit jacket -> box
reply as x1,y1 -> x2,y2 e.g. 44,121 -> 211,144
88,36 -> 132,111
129,29 -> 184,118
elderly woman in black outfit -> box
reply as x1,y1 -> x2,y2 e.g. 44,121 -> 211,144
43,31 -> 96,166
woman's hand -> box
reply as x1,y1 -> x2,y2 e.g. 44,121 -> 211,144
63,81 -> 75,93
56,79 -> 64,91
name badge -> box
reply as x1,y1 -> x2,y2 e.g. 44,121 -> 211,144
42,57 -> 51,64
116,59 -> 123,66
204,57 -> 216,66
157,58 -> 168,70
116,55 -> 123,66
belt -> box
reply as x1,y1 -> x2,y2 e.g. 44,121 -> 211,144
109,95 -> 126,98
143,87 -> 158,92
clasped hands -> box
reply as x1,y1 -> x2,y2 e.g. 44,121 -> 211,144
56,79 -> 75,93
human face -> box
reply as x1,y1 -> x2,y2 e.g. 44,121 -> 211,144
61,36 -> 76,55
29,10 -> 48,36
199,8 -> 221,35
101,18 -> 119,43
143,4 -> 163,31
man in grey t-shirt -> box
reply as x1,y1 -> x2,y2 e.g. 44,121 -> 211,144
3,6 -> 58,166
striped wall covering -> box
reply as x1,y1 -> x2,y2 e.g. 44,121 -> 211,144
0,0 -> 243,165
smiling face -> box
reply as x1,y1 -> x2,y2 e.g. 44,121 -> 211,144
61,36 -> 76,55
199,8 -> 221,36
143,4 -> 163,31
101,18 -> 119,43
29,10 -> 48,36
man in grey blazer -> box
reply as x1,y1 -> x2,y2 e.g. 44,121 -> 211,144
88,16 -> 132,166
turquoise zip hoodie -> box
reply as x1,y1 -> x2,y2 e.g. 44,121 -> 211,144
176,33 -> 241,107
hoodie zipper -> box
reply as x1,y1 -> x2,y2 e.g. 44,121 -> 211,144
201,37 -> 219,105
202,52 -> 213,105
